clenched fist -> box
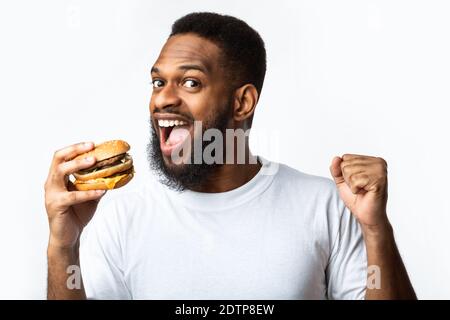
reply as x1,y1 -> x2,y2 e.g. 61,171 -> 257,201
330,154 -> 389,229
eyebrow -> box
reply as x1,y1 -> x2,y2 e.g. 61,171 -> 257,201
151,64 -> 209,75
178,64 -> 208,74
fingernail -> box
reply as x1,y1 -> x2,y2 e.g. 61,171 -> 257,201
96,190 -> 106,194
84,142 -> 93,148
85,156 -> 94,162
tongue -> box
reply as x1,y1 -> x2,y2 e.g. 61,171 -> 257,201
167,127 -> 190,145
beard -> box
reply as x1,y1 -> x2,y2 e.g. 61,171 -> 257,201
146,102 -> 231,191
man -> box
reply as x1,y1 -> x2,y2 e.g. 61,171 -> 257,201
45,12 -> 416,299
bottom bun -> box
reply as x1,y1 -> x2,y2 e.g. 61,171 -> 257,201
74,172 -> 134,191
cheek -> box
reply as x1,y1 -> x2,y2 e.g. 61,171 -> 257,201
149,95 -> 156,112
184,94 -> 216,120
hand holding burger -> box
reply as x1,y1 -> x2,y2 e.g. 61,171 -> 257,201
44,140 -> 134,250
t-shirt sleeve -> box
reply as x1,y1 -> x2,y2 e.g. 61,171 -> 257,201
325,201 -> 368,300
79,199 -> 131,299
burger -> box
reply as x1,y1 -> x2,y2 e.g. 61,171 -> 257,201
72,140 -> 134,190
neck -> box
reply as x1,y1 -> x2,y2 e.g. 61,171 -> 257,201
190,149 -> 261,193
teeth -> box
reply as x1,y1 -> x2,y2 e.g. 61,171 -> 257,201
158,119 -> 187,127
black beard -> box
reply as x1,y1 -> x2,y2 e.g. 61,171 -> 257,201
146,105 -> 231,192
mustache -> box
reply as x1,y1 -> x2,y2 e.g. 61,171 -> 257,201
152,107 -> 195,122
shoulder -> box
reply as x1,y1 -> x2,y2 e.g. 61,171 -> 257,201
268,160 -> 346,228
265,160 -> 349,261
271,161 -> 338,198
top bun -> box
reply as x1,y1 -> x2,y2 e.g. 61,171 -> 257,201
74,140 -> 130,162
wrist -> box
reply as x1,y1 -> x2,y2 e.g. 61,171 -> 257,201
361,218 -> 394,245
47,238 -> 80,258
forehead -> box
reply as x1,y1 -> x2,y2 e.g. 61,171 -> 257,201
153,33 -> 222,74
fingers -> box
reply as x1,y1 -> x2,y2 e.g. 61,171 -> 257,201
330,156 -> 345,184
347,173 -> 370,194
60,190 -> 106,207
52,142 -> 94,166
56,156 -> 96,181
46,142 -> 95,191
46,189 -> 106,215
340,164 -> 366,180
342,154 -> 376,162
335,154 -> 388,194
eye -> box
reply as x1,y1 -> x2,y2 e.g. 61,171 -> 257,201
183,79 -> 200,88
152,79 -> 164,88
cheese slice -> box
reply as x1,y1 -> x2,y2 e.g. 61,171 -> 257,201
75,172 -> 129,189
104,174 -> 125,189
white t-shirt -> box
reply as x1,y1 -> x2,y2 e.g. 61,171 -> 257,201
80,157 -> 367,300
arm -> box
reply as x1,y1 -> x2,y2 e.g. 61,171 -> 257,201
362,222 -> 416,299
47,242 -> 86,300
330,154 -> 416,300
45,142 -> 105,300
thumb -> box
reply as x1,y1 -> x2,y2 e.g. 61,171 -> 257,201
330,156 -> 345,185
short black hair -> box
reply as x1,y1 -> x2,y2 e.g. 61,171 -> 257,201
170,12 -> 267,97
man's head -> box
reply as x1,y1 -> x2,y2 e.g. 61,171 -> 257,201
147,12 -> 266,190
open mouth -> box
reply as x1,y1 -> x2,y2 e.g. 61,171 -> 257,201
155,116 -> 193,157
159,119 -> 189,142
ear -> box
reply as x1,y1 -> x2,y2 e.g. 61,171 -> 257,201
233,84 -> 259,123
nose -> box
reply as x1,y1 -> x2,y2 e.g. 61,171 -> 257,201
151,83 -> 182,112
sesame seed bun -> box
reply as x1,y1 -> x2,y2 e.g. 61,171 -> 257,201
73,140 -> 130,162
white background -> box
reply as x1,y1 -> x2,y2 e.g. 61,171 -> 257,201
1,0 -> 449,299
